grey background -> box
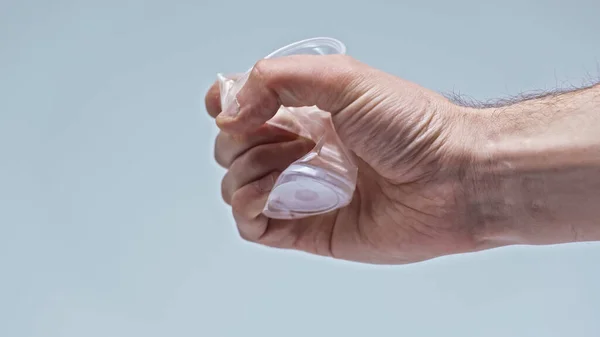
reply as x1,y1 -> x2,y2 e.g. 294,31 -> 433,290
1,1 -> 599,336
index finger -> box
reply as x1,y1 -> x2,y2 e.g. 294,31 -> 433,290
215,54 -> 364,133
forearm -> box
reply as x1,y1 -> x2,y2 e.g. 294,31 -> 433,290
466,84 -> 600,247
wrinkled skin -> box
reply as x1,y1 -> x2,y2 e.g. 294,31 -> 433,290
206,54 -> 484,264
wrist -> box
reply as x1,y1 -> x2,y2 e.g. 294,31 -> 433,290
461,105 -> 538,248
462,86 -> 600,247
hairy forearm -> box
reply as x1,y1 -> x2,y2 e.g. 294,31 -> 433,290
467,84 -> 600,247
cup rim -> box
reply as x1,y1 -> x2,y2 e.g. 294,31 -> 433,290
264,37 -> 346,59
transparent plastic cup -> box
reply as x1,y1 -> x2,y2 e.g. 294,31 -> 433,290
217,37 -> 358,219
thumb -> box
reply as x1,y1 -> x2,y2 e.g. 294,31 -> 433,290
215,54 -> 368,133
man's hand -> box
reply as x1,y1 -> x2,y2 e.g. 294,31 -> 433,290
206,55 -> 483,264
206,54 -> 600,264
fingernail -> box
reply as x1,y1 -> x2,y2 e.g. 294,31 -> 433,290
219,97 -> 240,118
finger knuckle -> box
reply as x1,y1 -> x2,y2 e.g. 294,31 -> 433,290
339,56 -> 362,76
220,175 -> 232,205
231,210 -> 259,243
213,133 -> 229,167
345,54 -> 362,67
236,226 -> 257,242
238,230 -> 254,242
333,54 -> 362,75
229,187 -> 246,209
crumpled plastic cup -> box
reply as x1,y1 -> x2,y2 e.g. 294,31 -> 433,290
217,37 -> 358,219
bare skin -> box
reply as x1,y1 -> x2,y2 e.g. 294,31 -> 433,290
205,54 -> 600,264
